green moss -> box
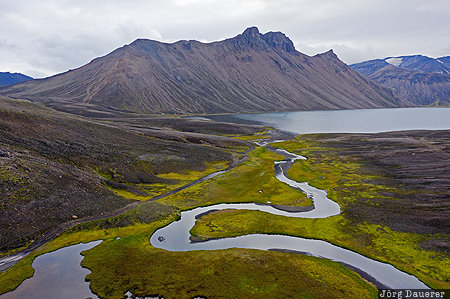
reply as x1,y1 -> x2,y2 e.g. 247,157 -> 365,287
96,170 -> 112,180
232,131 -> 271,141
105,161 -> 230,201
83,243 -> 377,299
157,161 -> 228,180
191,209 -> 449,289
188,136 -> 450,290
107,188 -> 151,201
0,202 -> 178,295
158,146 -> 312,209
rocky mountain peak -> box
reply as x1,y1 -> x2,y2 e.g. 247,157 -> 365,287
0,27 -> 405,114
233,27 -> 296,53
241,26 -> 261,39
232,26 -> 266,50
262,31 -> 296,53
323,49 -> 337,57
314,49 -> 340,61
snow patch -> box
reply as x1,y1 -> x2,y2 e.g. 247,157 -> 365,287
385,57 -> 403,67
437,59 -> 444,64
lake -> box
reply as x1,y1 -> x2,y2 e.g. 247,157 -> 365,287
214,107 -> 450,134
2,107 -> 447,297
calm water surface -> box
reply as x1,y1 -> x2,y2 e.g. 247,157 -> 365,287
151,148 -> 428,289
4,108 -> 443,297
1,241 -> 101,299
233,108 -> 450,134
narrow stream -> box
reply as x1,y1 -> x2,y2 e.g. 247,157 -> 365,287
150,140 -> 430,290
1,139 -> 430,297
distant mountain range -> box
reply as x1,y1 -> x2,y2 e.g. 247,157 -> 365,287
351,55 -> 450,106
0,72 -> 33,87
0,27 -> 407,115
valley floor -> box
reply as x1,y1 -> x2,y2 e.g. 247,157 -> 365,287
0,99 -> 449,298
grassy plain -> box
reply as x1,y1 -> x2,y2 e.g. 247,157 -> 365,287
192,132 -> 450,289
0,133 -> 379,298
103,161 -> 230,201
4,128 -> 447,297
157,146 -> 312,209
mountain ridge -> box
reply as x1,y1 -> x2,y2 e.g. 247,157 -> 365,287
0,27 -> 407,115
0,72 -> 33,87
351,55 -> 450,106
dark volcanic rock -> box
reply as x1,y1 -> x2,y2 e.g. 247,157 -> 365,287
0,27 -> 406,115
0,96 -> 241,252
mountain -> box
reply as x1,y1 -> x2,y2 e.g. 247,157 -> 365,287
384,55 -> 450,74
351,55 -> 450,106
0,27 -> 407,114
0,72 -> 33,87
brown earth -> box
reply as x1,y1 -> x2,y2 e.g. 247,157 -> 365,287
0,96 -> 259,253
299,131 -> 450,252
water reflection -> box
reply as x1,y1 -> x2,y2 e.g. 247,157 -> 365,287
234,108 -> 450,134
150,142 -> 430,290
0,241 -> 101,299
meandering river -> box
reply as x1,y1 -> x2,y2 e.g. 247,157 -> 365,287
3,108 -> 449,297
150,139 -> 429,290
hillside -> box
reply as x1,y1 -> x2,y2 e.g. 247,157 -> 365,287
383,55 -> 450,74
0,72 -> 33,87
0,96 -> 255,253
0,27 -> 406,115
351,56 -> 450,106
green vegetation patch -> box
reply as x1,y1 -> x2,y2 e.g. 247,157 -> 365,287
99,161 -> 229,201
0,201 -> 177,295
83,239 -> 377,299
158,146 -> 312,209
229,134 -> 450,289
231,129 -> 271,141
191,209 -> 449,289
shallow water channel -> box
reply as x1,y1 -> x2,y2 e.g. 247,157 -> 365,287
0,241 -> 101,299
2,139 -> 430,297
150,141 -> 430,290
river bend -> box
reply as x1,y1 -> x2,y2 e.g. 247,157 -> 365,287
1,138 -> 430,298
150,140 -> 430,290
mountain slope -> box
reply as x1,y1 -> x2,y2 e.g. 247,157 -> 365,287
0,96 -> 253,252
0,72 -> 33,87
384,55 -> 450,74
0,27 -> 407,114
351,56 -> 450,106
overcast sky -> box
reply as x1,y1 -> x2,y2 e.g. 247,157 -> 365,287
1,0 -> 449,78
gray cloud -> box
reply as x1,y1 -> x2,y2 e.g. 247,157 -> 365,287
1,0 -> 449,77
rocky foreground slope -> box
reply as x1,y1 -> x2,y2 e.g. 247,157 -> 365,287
0,96 -> 256,252
0,27 -> 406,114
